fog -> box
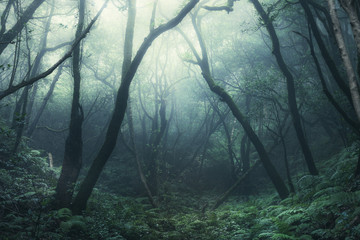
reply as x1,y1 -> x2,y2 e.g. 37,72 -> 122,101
1,0 -> 360,239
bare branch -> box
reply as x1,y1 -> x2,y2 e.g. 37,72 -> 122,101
0,0 -> 109,100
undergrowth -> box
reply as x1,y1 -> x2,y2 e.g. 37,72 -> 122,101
1,123 -> 360,239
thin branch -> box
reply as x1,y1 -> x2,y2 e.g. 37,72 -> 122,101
0,0 -> 109,100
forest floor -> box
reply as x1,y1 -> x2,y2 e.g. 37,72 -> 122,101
1,123 -> 360,239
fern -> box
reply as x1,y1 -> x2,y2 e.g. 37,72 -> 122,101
271,233 -> 297,240
258,232 -> 274,239
298,234 -> 313,240
274,218 -> 292,235
312,186 -> 343,199
265,205 -> 288,217
311,228 -> 333,239
258,232 -> 296,240
330,191 -> 360,206
297,175 -> 322,190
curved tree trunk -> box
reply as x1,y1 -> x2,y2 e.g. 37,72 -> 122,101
251,0 -> 318,175
0,0 -> 46,55
0,0 -> 15,36
71,0 -> 199,214
0,2 -> 106,101
180,12 -> 289,199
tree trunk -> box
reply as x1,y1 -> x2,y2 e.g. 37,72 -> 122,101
212,160 -> 260,210
27,65 -> 64,137
339,0 -> 360,60
181,13 -> 289,199
55,0 -> 85,208
71,0 -> 199,214
0,2 -> 106,101
251,0 -> 318,175
301,27 -> 360,133
280,132 -> 295,193
0,0 -> 15,36
146,98 -> 167,194
127,98 -> 158,207
122,0 -> 157,207
300,0 -> 353,105
0,0 -> 46,55
328,0 -> 360,122
12,87 -> 29,153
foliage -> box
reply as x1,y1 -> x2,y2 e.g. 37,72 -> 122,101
1,121 -> 360,240
1,0 -> 360,238
81,144 -> 360,240
0,124 -> 60,239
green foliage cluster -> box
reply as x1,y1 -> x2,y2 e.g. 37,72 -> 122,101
0,122 -> 61,239
1,122 -> 360,239
71,145 -> 360,240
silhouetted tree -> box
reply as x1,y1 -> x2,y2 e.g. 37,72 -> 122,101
71,0 -> 199,214
55,0 -> 85,208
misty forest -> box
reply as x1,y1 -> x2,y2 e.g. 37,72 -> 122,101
1,0 -> 360,239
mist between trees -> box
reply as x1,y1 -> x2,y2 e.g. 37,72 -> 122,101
1,0 -> 360,239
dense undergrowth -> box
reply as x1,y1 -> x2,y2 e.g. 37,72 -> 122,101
1,122 -> 360,239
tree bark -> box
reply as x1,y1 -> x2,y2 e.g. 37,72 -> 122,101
300,0 -> 353,105
296,29 -> 360,133
71,0 -> 199,214
0,1 -> 107,101
147,99 -> 167,195
0,0 -> 46,55
127,98 -> 158,207
55,0 -> 85,208
339,0 -> 360,60
0,0 -> 15,36
12,87 -> 29,153
212,160 -> 260,210
122,0 -> 157,207
180,13 -> 289,199
27,65 -> 63,137
328,0 -> 360,122
251,0 -> 318,175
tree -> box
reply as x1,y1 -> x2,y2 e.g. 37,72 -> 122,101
71,0 -> 199,214
338,0 -> 360,78
327,0 -> 360,122
250,0 -> 318,175
11,1 -> 56,152
0,0 -> 46,55
179,8 -> 289,199
55,0 -> 85,208
26,64 -> 64,137
122,0 -> 157,207
299,0 -> 353,105
0,2 -> 107,101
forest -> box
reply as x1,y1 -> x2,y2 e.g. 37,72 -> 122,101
1,0 -> 360,239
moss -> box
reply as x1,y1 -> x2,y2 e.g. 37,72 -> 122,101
60,215 -> 86,233
57,208 -> 72,221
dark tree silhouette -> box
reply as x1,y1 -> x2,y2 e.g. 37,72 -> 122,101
71,0 -> 199,214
